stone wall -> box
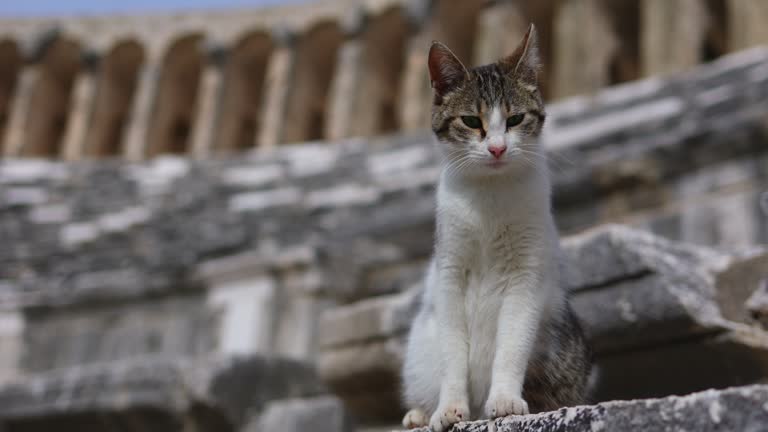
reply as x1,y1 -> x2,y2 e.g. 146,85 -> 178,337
2,0 -> 768,160
319,224 -> 768,423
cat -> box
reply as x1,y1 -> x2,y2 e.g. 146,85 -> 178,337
400,24 -> 591,431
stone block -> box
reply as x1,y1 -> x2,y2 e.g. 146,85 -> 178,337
319,289 -> 418,349
716,251 -> 768,325
318,226 -> 768,422
247,396 -> 351,432
22,294 -> 217,373
0,312 -> 22,385
207,276 -> 277,357
228,188 -> 302,213
220,164 -> 284,188
0,355 -> 326,431
401,385 -> 768,432
272,293 -> 333,362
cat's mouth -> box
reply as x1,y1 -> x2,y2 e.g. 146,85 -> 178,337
486,160 -> 507,168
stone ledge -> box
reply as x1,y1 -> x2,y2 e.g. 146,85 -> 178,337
401,385 -> 768,432
0,355 -> 326,430
317,225 -> 768,422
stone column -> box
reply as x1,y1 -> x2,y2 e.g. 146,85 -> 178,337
727,0 -> 768,50
398,1 -> 436,132
122,58 -> 160,161
552,0 -> 617,99
190,48 -> 226,159
398,33 -> 431,132
0,312 -> 23,385
256,31 -> 295,149
473,1 -> 527,66
325,39 -> 364,141
641,0 -> 709,76
61,56 -> 99,161
1,67 -> 38,157
325,9 -> 367,141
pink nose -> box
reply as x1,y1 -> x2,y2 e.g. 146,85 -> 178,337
488,145 -> 507,159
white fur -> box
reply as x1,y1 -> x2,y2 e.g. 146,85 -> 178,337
402,105 -> 563,431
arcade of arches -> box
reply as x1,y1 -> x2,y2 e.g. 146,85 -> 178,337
0,0 -> 764,160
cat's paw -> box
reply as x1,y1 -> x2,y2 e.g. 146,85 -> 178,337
402,408 -> 429,429
484,392 -> 529,418
429,400 -> 470,432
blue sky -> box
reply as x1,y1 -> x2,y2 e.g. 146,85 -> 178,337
0,0 -> 313,17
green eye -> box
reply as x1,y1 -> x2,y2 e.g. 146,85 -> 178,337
460,116 -> 483,129
506,114 -> 525,128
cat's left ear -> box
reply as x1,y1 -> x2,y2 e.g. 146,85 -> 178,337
499,23 -> 541,85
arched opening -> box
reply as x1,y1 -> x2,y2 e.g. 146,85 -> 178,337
282,22 -> 343,144
23,37 -> 81,157
0,39 -> 22,147
432,0 -> 484,65
603,0 -> 641,85
214,31 -> 273,153
354,7 -> 408,136
147,34 -> 203,156
85,40 -> 145,157
701,0 -> 728,62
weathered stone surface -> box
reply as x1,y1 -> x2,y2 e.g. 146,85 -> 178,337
248,396 -> 351,432
402,385 -> 768,432
0,312 -> 22,385
641,0 -> 710,76
0,355 -> 326,431
727,0 -> 768,50
22,294 -> 217,372
717,250 -> 768,318
318,225 -> 768,422
552,0 -> 617,98
318,336 -> 407,422
319,289 -> 419,349
562,225 -> 731,351
0,48 -> 767,310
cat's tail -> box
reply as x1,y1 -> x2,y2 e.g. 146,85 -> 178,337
584,363 -> 602,405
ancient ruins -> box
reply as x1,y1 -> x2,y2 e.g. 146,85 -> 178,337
0,0 -> 767,160
1,0 -> 768,431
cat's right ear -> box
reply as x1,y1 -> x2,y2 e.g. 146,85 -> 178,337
428,42 -> 468,100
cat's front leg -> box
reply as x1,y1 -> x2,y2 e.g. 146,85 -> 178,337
430,263 -> 471,432
485,276 -> 546,419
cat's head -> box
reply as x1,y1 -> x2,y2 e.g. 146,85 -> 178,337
429,24 -> 545,178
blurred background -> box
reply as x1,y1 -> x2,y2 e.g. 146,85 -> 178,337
0,0 -> 767,431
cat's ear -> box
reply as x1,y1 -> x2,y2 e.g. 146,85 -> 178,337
428,41 -> 468,98
499,23 -> 540,85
